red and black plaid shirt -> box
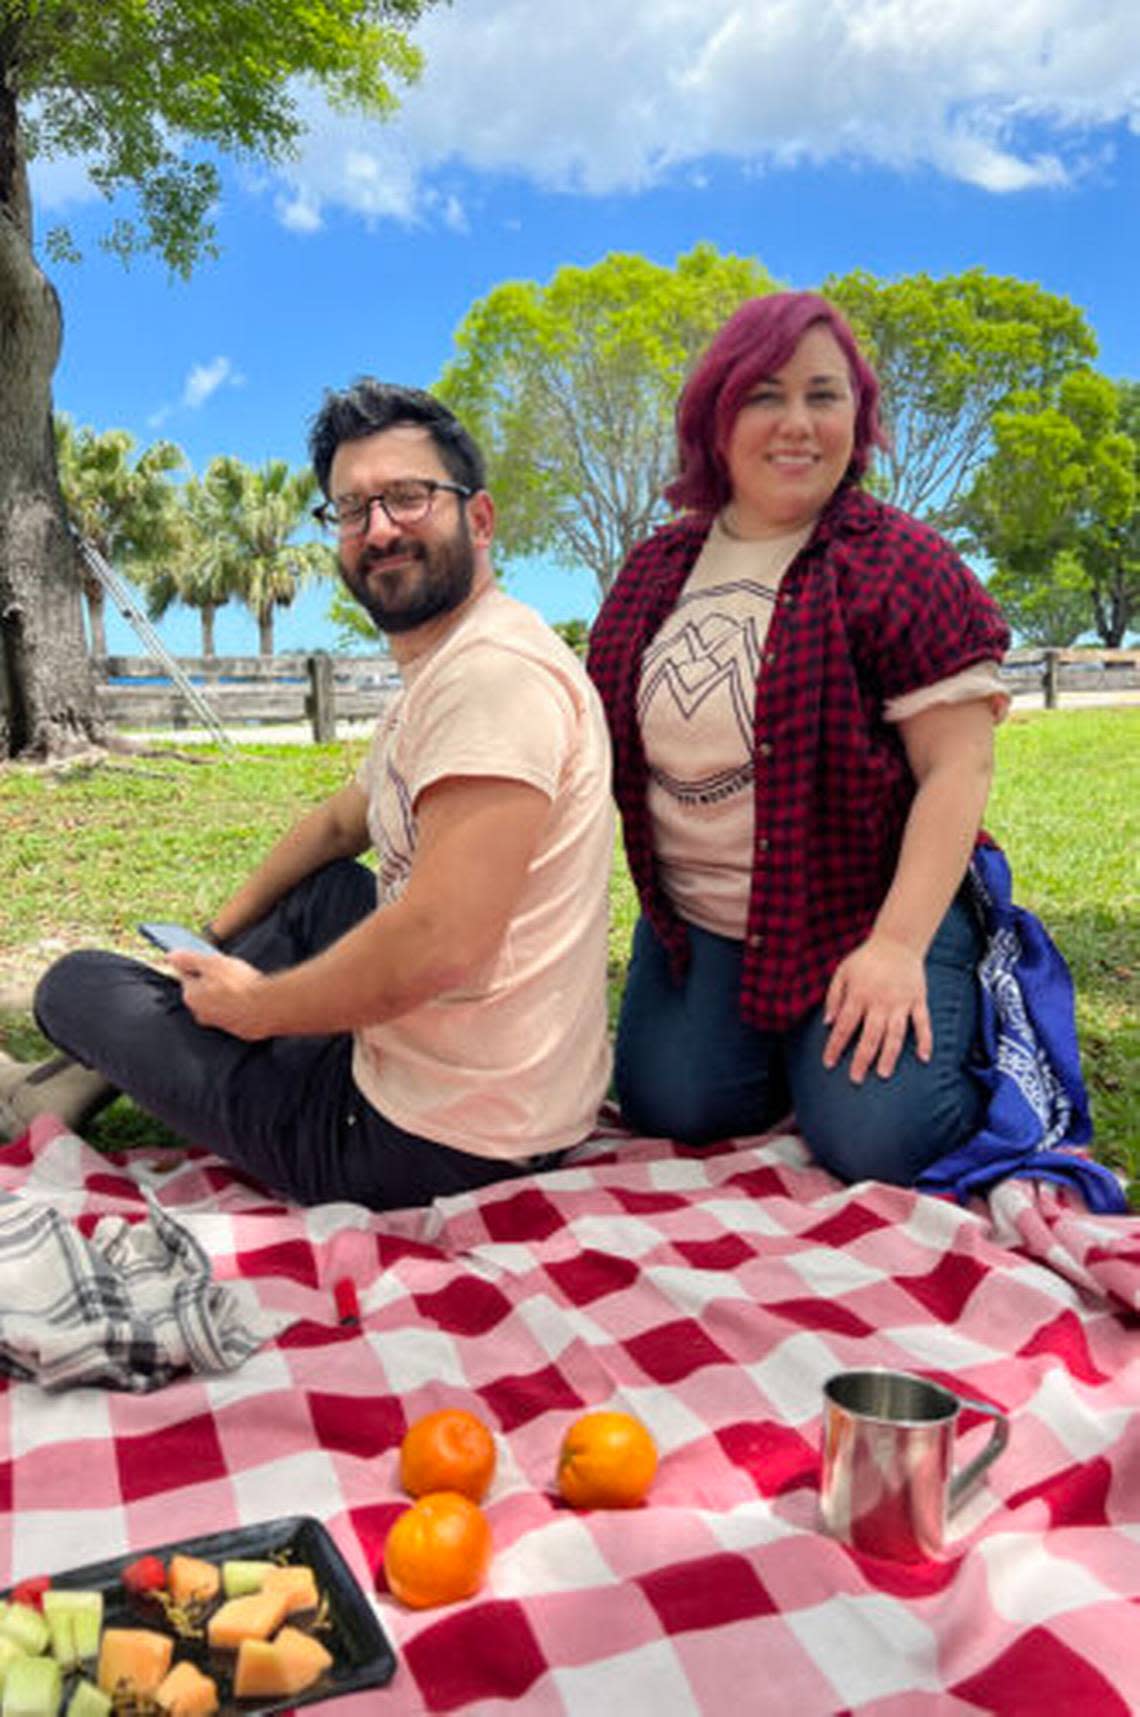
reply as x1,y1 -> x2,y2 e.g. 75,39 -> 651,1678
587,483 -> 1010,1030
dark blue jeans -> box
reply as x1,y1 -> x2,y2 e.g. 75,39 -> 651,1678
614,896 -> 985,1185
34,861 -> 555,1210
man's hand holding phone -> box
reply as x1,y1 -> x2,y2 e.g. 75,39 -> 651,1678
170,946 -> 270,1040
138,921 -> 219,957
139,922 -> 268,1040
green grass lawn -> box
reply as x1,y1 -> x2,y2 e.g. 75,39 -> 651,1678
1,709 -> 1136,1191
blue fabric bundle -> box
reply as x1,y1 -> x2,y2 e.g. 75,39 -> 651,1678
918,844 -> 1128,1214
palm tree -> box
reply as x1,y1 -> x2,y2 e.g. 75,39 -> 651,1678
142,474 -> 240,657
204,456 -> 329,655
54,416 -> 185,658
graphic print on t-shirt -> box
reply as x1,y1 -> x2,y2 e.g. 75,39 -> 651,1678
375,752 -> 415,902
639,579 -> 778,807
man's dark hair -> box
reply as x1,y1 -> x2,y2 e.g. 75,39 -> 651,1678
308,380 -> 486,495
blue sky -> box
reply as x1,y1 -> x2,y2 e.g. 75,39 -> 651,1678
35,0 -> 1140,658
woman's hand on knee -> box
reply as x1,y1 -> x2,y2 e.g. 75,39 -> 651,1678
822,936 -> 932,1084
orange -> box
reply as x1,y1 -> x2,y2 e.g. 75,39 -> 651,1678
557,1409 -> 658,1509
382,1492 -> 493,1610
399,1408 -> 496,1503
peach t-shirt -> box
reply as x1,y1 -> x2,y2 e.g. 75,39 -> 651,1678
640,517 -> 1008,939
353,586 -> 614,1159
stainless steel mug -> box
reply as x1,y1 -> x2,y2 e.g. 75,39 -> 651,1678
819,1368 -> 1009,1561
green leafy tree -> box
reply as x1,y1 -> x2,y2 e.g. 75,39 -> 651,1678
987,551 -> 1095,648
1082,380 -> 1140,645
552,618 -> 590,657
327,581 -> 381,652
961,369 -> 1137,646
436,244 -> 779,602
824,268 -> 1097,524
202,457 -> 328,656
54,416 -> 185,658
0,0 -> 434,758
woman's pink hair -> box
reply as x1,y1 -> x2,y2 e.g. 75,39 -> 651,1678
665,291 -> 888,517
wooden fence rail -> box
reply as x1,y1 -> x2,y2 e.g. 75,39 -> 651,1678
1001,646 -> 1140,709
95,651 -> 400,742
94,645 -> 1140,742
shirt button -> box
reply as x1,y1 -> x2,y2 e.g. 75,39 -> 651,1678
747,933 -> 763,949
759,741 -> 773,758
758,837 -> 770,852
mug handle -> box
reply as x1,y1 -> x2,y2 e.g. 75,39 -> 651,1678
948,1396 -> 1009,1513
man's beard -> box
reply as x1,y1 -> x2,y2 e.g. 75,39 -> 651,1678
339,516 -> 476,635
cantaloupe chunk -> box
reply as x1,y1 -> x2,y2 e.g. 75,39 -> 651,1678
205,1589 -> 288,1651
260,1564 -> 319,1615
232,1627 -> 333,1700
167,1555 -> 220,1608
273,1626 -> 333,1692
97,1628 -> 174,1697
154,1658 -> 219,1716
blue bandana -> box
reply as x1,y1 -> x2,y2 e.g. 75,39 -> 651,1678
918,844 -> 1126,1213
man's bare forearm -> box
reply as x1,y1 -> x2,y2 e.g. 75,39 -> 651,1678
175,776 -> 552,1042
209,783 -> 371,943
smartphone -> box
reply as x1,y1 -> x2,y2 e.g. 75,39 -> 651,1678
138,921 -> 218,956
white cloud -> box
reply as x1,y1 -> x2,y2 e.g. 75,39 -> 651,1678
275,189 -> 323,234
267,0 -> 1140,228
145,357 -> 244,431
28,151 -> 101,212
24,2 -> 1140,237
439,193 -> 469,234
182,356 -> 241,409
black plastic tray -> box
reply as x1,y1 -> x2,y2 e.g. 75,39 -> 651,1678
3,1514 -> 398,1712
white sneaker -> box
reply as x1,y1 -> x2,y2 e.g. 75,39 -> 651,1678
0,1053 -> 116,1141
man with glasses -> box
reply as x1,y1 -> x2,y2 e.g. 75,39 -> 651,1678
13,383 -> 614,1210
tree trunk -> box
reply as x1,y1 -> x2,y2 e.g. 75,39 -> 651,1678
85,584 -> 108,659
0,87 -> 99,758
201,603 -> 217,657
258,605 -> 274,655
1089,576 -> 1125,647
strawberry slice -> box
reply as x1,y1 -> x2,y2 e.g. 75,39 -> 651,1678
10,1575 -> 51,1609
122,1554 -> 168,1594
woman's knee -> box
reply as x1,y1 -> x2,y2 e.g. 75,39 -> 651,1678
791,1058 -> 983,1185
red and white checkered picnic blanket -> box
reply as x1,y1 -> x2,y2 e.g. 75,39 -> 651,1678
2,1115 -> 1138,1715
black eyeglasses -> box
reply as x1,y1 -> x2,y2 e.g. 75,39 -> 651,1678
313,479 -> 472,538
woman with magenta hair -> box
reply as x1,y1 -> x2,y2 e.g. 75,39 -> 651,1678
587,290 -> 1106,1195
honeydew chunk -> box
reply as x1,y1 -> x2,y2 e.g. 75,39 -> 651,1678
154,1658 -> 219,1715
65,1680 -> 113,1717
232,1627 -> 332,1700
0,1606 -> 48,1659
43,1610 -> 76,1674
1,1653 -> 61,1717
96,1627 -> 174,1698
205,1589 -> 289,1650
42,1590 -> 103,1668
220,1559 -> 275,1599
260,1564 -> 319,1615
0,1640 -> 26,1692
167,1555 -> 220,1608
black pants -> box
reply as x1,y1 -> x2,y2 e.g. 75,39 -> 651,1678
34,861 -> 552,1209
